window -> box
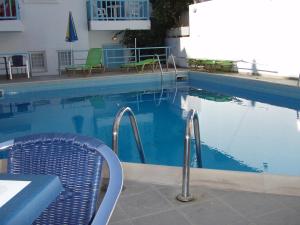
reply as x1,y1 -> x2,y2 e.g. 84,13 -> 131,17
30,51 -> 47,72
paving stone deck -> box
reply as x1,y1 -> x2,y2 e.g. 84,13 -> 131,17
108,180 -> 300,225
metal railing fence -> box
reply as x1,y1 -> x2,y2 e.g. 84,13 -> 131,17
87,0 -> 149,21
0,0 -> 20,20
57,46 -> 171,74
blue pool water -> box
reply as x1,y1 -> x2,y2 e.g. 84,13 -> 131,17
1,74 -> 300,176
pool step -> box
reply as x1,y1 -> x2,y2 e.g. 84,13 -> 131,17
176,72 -> 188,81
177,76 -> 188,81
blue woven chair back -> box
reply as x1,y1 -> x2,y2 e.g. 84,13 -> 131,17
7,133 -> 104,225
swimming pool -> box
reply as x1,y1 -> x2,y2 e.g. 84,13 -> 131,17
1,72 -> 300,176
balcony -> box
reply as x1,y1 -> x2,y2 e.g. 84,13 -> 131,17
87,0 -> 151,31
0,0 -> 24,32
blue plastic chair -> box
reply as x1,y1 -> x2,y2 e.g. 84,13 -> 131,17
0,133 -> 123,225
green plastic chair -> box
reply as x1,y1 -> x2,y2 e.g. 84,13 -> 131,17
66,48 -> 105,75
215,60 -> 234,72
121,58 -> 158,72
198,59 -> 234,72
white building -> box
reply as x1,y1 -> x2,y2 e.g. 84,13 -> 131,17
167,0 -> 300,78
0,0 -> 150,76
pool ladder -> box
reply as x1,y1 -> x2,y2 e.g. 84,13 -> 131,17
170,54 -> 178,80
154,54 -> 179,104
112,107 -> 146,163
176,109 -> 202,202
154,54 -> 164,84
154,54 -> 164,105
112,107 -> 202,202
169,54 -> 179,103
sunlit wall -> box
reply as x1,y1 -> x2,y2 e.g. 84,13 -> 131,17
167,0 -> 300,78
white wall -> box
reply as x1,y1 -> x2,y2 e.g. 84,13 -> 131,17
167,0 -> 300,78
166,37 -> 190,67
0,0 -> 115,76
89,30 -> 118,48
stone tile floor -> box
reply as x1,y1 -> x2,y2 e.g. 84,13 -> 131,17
108,180 -> 300,225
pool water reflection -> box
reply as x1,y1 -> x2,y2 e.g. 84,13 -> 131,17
1,81 -> 299,176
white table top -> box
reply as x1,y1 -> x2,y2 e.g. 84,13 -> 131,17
0,174 -> 63,225
0,180 -> 31,208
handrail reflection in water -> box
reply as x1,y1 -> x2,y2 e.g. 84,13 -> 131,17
112,107 -> 146,163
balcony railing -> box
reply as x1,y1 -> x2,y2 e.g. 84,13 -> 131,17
0,0 -> 20,20
87,0 -> 149,21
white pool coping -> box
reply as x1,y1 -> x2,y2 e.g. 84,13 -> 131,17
0,71 -> 187,88
122,162 -> 300,197
2,160 -> 300,196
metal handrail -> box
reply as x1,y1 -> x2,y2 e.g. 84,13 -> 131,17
112,107 -> 146,163
154,54 -> 164,106
170,54 -> 178,79
176,109 -> 202,202
154,54 -> 163,82
172,80 -> 178,103
170,54 -> 178,103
